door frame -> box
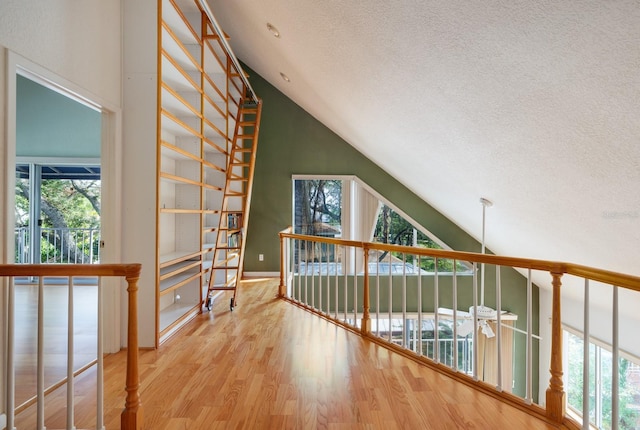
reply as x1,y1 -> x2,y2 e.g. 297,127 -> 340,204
5,50 -> 124,352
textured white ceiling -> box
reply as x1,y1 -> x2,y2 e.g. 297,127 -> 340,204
209,1 -> 640,291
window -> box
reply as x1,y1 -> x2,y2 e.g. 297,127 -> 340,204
292,177 -> 471,275
565,329 -> 640,429
293,179 -> 342,237
371,205 -> 471,274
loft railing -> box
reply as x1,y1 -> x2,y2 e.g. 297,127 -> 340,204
2,263 -> 142,430
279,227 -> 640,430
14,227 -> 101,264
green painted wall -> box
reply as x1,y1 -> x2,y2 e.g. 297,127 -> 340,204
16,75 -> 101,158
244,67 -> 539,399
245,68 -> 480,272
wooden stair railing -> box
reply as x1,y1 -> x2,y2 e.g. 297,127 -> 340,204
205,97 -> 262,311
278,228 -> 640,429
1,263 -> 143,430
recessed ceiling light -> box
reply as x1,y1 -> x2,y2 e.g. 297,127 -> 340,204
280,72 -> 290,82
266,23 -> 280,38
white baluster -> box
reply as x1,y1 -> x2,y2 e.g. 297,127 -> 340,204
612,286 -> 619,430
37,276 -> 46,429
496,266 -> 502,392
97,277 -> 105,430
472,263 -> 478,381
526,269 -> 533,404
67,277 -> 76,430
7,278 -> 16,430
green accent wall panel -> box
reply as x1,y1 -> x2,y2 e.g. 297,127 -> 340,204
246,67 -> 479,272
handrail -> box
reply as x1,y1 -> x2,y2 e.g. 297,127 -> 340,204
196,0 -> 259,104
279,230 -> 640,293
278,227 -> 640,428
1,263 -> 143,430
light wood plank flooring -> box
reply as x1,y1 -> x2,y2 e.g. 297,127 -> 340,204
17,278 -> 560,429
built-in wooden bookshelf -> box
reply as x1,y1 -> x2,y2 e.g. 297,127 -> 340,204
157,0 -> 243,343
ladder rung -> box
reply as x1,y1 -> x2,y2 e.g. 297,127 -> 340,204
209,286 -> 237,291
209,274 -> 239,290
213,253 -> 239,264
213,263 -> 239,270
204,101 -> 260,298
209,275 -> 238,289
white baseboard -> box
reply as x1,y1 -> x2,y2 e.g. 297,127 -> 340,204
243,271 -> 279,278
0,412 -> 6,430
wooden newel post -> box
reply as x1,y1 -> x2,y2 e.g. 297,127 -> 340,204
278,232 -> 286,297
546,271 -> 566,423
361,246 -> 371,335
121,270 -> 143,430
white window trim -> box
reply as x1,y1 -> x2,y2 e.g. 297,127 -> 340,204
291,174 -> 453,251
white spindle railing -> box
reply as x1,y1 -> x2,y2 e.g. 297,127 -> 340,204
36,277 -> 45,428
2,264 -> 142,430
14,227 -> 101,264
278,228 -> 640,428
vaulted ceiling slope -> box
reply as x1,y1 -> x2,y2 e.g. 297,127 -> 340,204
209,1 -> 640,279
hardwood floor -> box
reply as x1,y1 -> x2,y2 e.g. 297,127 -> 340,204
17,278 -> 560,429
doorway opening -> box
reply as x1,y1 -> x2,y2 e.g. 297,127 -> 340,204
13,72 -> 102,265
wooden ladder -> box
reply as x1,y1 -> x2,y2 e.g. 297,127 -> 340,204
205,97 -> 262,311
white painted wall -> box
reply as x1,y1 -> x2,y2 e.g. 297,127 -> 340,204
0,0 -> 123,417
0,0 -> 162,351
0,0 -> 121,108
122,0 -> 158,348
0,0 -> 160,352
